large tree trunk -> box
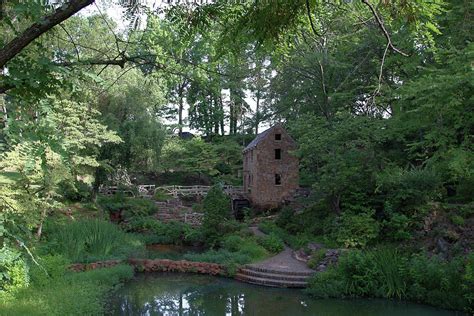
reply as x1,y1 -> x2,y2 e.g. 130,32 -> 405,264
178,85 -> 184,135
219,95 -> 225,135
255,90 -> 260,134
0,0 -> 95,68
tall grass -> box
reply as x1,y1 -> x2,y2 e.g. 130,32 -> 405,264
372,248 -> 406,299
47,219 -> 144,263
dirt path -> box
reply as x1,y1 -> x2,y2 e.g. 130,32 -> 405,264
248,226 -> 315,274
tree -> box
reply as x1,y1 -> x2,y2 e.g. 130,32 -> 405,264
201,184 -> 231,246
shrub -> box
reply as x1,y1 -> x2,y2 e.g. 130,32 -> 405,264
307,248 -> 326,270
257,233 -> 285,253
29,255 -> 69,287
306,266 -> 345,298
383,212 -> 412,241
336,209 -> 380,248
185,235 -> 269,273
0,246 -> 29,297
0,264 -> 134,315
463,254 -> 474,312
153,189 -> 172,201
222,235 -> 245,252
46,219 -> 144,262
377,167 -> 442,213
306,249 -> 471,311
406,253 -> 466,310
97,195 -> 157,219
144,220 -> 202,245
201,184 -> 231,246
450,214 -> 465,226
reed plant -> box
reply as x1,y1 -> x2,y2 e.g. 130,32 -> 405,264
47,219 -> 143,263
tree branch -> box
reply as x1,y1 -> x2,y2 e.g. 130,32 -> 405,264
305,0 -> 320,37
0,0 -> 95,68
361,0 -> 409,57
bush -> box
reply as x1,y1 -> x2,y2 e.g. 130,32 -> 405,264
377,167 -> 442,213
257,233 -> 285,253
307,248 -> 326,270
29,255 -> 69,287
407,253 -> 466,310
0,264 -> 134,315
153,189 -> 172,201
450,214 -> 465,226
383,212 -> 412,241
147,221 -> 202,245
0,246 -> 29,297
46,219 -> 144,262
306,249 -> 472,311
185,235 -> 269,274
97,195 -> 157,220
463,254 -> 474,312
201,184 -> 231,246
336,209 -> 380,248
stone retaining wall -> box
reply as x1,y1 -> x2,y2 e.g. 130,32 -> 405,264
69,258 -> 225,276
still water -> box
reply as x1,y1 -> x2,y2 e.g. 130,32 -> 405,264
107,273 -> 461,316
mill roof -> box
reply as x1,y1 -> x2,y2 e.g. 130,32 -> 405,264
243,124 -> 286,153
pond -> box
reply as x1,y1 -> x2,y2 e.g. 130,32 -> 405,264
107,273 -> 462,316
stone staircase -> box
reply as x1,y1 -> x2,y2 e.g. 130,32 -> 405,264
154,199 -> 203,226
235,265 -> 313,288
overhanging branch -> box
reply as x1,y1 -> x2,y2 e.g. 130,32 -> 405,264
0,0 -> 95,68
361,0 -> 409,57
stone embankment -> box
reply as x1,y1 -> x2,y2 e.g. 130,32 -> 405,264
154,198 -> 203,226
69,258 -> 225,275
293,243 -> 343,272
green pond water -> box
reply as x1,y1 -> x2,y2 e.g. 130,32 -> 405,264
107,273 -> 462,316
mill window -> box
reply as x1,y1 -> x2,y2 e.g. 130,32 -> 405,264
275,148 -> 281,160
275,174 -> 281,185
275,133 -> 281,140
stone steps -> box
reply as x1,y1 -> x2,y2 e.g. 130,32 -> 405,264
235,265 -> 314,288
235,273 -> 309,288
238,268 -> 310,282
244,264 -> 314,277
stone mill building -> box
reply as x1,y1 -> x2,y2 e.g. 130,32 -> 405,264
242,124 -> 299,209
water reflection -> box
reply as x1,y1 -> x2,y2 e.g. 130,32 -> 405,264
107,273 -> 460,316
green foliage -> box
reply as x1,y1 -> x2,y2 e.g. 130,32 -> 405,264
132,219 -> 202,246
336,209 -> 380,248
258,220 -> 315,249
46,219 -> 144,263
97,195 -> 157,219
29,255 -> 69,288
307,248 -> 326,270
0,264 -> 134,316
257,233 -> 285,253
0,246 -> 29,297
382,213 -> 411,241
377,167 -> 443,213
463,254 -> 474,312
307,249 -> 472,311
184,234 -> 269,274
201,184 -> 231,246
449,214 -> 465,226
153,189 -> 172,201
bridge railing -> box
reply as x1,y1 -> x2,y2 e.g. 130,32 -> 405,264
100,184 -> 245,198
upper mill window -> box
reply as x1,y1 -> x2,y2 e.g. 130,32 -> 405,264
275,149 -> 281,160
275,133 -> 281,140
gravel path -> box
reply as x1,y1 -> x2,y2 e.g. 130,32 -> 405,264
248,226 -> 315,274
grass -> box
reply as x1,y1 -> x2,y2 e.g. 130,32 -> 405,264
0,264 -> 134,316
45,219 -> 145,263
183,234 -> 270,275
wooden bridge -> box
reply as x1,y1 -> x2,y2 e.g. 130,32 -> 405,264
99,184 -> 246,199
